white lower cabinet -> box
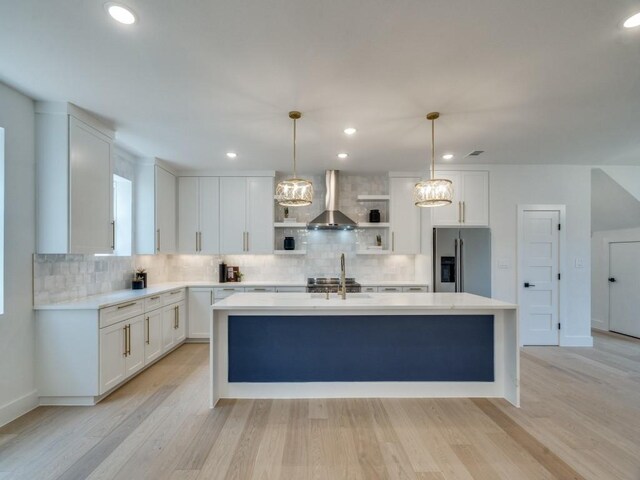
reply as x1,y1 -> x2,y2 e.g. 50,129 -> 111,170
144,308 -> 163,364
162,301 -> 186,352
188,288 -> 214,339
99,314 -> 146,395
99,321 -> 127,394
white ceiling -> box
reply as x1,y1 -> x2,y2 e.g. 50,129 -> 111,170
1,0 -> 640,172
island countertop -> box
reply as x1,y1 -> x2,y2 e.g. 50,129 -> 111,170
212,292 -> 517,311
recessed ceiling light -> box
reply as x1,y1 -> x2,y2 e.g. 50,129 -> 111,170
105,2 -> 137,25
623,12 -> 640,28
442,154 -> 454,160
343,127 -> 357,135
337,153 -> 349,159
226,152 -> 237,159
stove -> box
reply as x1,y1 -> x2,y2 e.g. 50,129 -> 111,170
306,277 -> 362,293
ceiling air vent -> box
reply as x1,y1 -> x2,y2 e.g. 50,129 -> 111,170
466,150 -> 485,157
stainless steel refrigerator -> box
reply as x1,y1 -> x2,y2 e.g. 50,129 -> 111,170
433,228 -> 491,297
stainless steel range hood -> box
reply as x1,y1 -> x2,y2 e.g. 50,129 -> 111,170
307,170 -> 357,230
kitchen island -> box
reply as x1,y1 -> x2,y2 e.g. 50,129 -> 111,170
210,292 -> 519,407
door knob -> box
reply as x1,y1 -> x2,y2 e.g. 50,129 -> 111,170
608,277 -> 616,283
524,282 -> 535,288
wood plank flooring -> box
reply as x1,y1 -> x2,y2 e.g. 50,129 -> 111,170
1,332 -> 639,479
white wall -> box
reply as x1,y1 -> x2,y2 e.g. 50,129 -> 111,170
591,227 -> 640,331
0,82 -> 37,426
490,165 -> 592,345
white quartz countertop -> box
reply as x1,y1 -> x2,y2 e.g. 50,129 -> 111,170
212,292 -> 517,311
34,280 -> 431,311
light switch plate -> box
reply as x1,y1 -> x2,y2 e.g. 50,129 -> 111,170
574,257 -> 584,268
497,258 -> 511,269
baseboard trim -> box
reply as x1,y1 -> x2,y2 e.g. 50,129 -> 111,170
560,335 -> 594,347
0,389 -> 38,428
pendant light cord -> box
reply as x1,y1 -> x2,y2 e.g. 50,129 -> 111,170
430,117 -> 435,180
292,117 -> 297,178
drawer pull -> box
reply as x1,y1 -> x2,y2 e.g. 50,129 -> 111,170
150,296 -> 161,301
117,302 -> 137,310
170,290 -> 181,295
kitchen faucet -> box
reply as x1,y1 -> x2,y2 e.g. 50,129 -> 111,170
339,253 -> 346,300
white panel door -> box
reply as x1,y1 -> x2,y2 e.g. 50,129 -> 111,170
461,171 -> 489,226
144,309 -> 163,364
198,177 -> 220,254
156,166 -> 177,253
520,210 -> 560,345
390,177 -> 421,254
175,301 -> 187,343
431,171 -> 462,227
69,117 -> 113,254
178,177 -> 199,254
246,177 -> 274,254
99,322 -> 126,394
188,288 -> 213,339
609,242 -> 640,338
161,304 -> 178,352
125,315 -> 145,378
220,177 -> 247,254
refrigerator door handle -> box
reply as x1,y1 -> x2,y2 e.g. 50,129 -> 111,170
459,238 -> 464,292
454,238 -> 459,292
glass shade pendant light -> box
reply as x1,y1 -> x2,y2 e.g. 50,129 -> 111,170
413,112 -> 454,207
276,111 -> 314,206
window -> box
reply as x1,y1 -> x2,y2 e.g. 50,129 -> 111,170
113,175 -> 132,256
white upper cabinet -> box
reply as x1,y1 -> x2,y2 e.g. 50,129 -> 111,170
432,171 -> 489,227
134,160 -> 177,254
178,177 -> 220,254
156,166 -> 177,253
220,176 -> 274,254
389,176 -> 421,254
36,102 -> 114,254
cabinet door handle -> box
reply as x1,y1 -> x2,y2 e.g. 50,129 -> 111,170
145,317 -> 150,345
210,290 -> 213,305
123,325 -> 128,357
177,305 -> 180,328
156,229 -> 161,252
174,305 -> 178,329
117,302 -> 137,310
199,232 -> 203,252
127,324 -> 131,355
195,231 -> 199,252
391,232 -> 395,252
458,202 -> 462,223
111,221 -> 115,250
246,232 -> 249,251
463,201 -> 466,223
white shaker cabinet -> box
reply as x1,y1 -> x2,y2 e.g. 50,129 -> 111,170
162,301 -> 186,352
389,176 -> 421,254
188,288 -> 214,339
220,176 -> 274,254
135,160 -> 177,254
432,171 -> 489,227
144,308 -> 163,364
36,102 -> 115,254
99,321 -> 127,394
178,177 -> 220,254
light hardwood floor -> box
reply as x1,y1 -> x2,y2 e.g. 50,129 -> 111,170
1,332 -> 639,479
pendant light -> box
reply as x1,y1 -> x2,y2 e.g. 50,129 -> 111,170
413,112 -> 454,207
276,111 -> 314,206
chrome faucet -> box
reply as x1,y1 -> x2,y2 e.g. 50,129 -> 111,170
339,253 -> 347,300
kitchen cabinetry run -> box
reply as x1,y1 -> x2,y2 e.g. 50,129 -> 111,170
135,160 -> 177,254
432,171 -> 489,227
178,177 -> 220,254
389,176 -> 421,254
36,102 -> 115,254
36,288 -> 187,405
220,176 -> 274,254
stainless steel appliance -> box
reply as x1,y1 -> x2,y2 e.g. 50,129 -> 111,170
307,277 -> 362,293
307,170 -> 358,230
433,228 -> 491,297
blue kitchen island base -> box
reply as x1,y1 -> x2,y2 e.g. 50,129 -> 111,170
228,314 -> 494,383
210,293 -> 520,407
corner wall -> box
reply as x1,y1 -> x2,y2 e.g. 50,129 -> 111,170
0,82 -> 37,426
